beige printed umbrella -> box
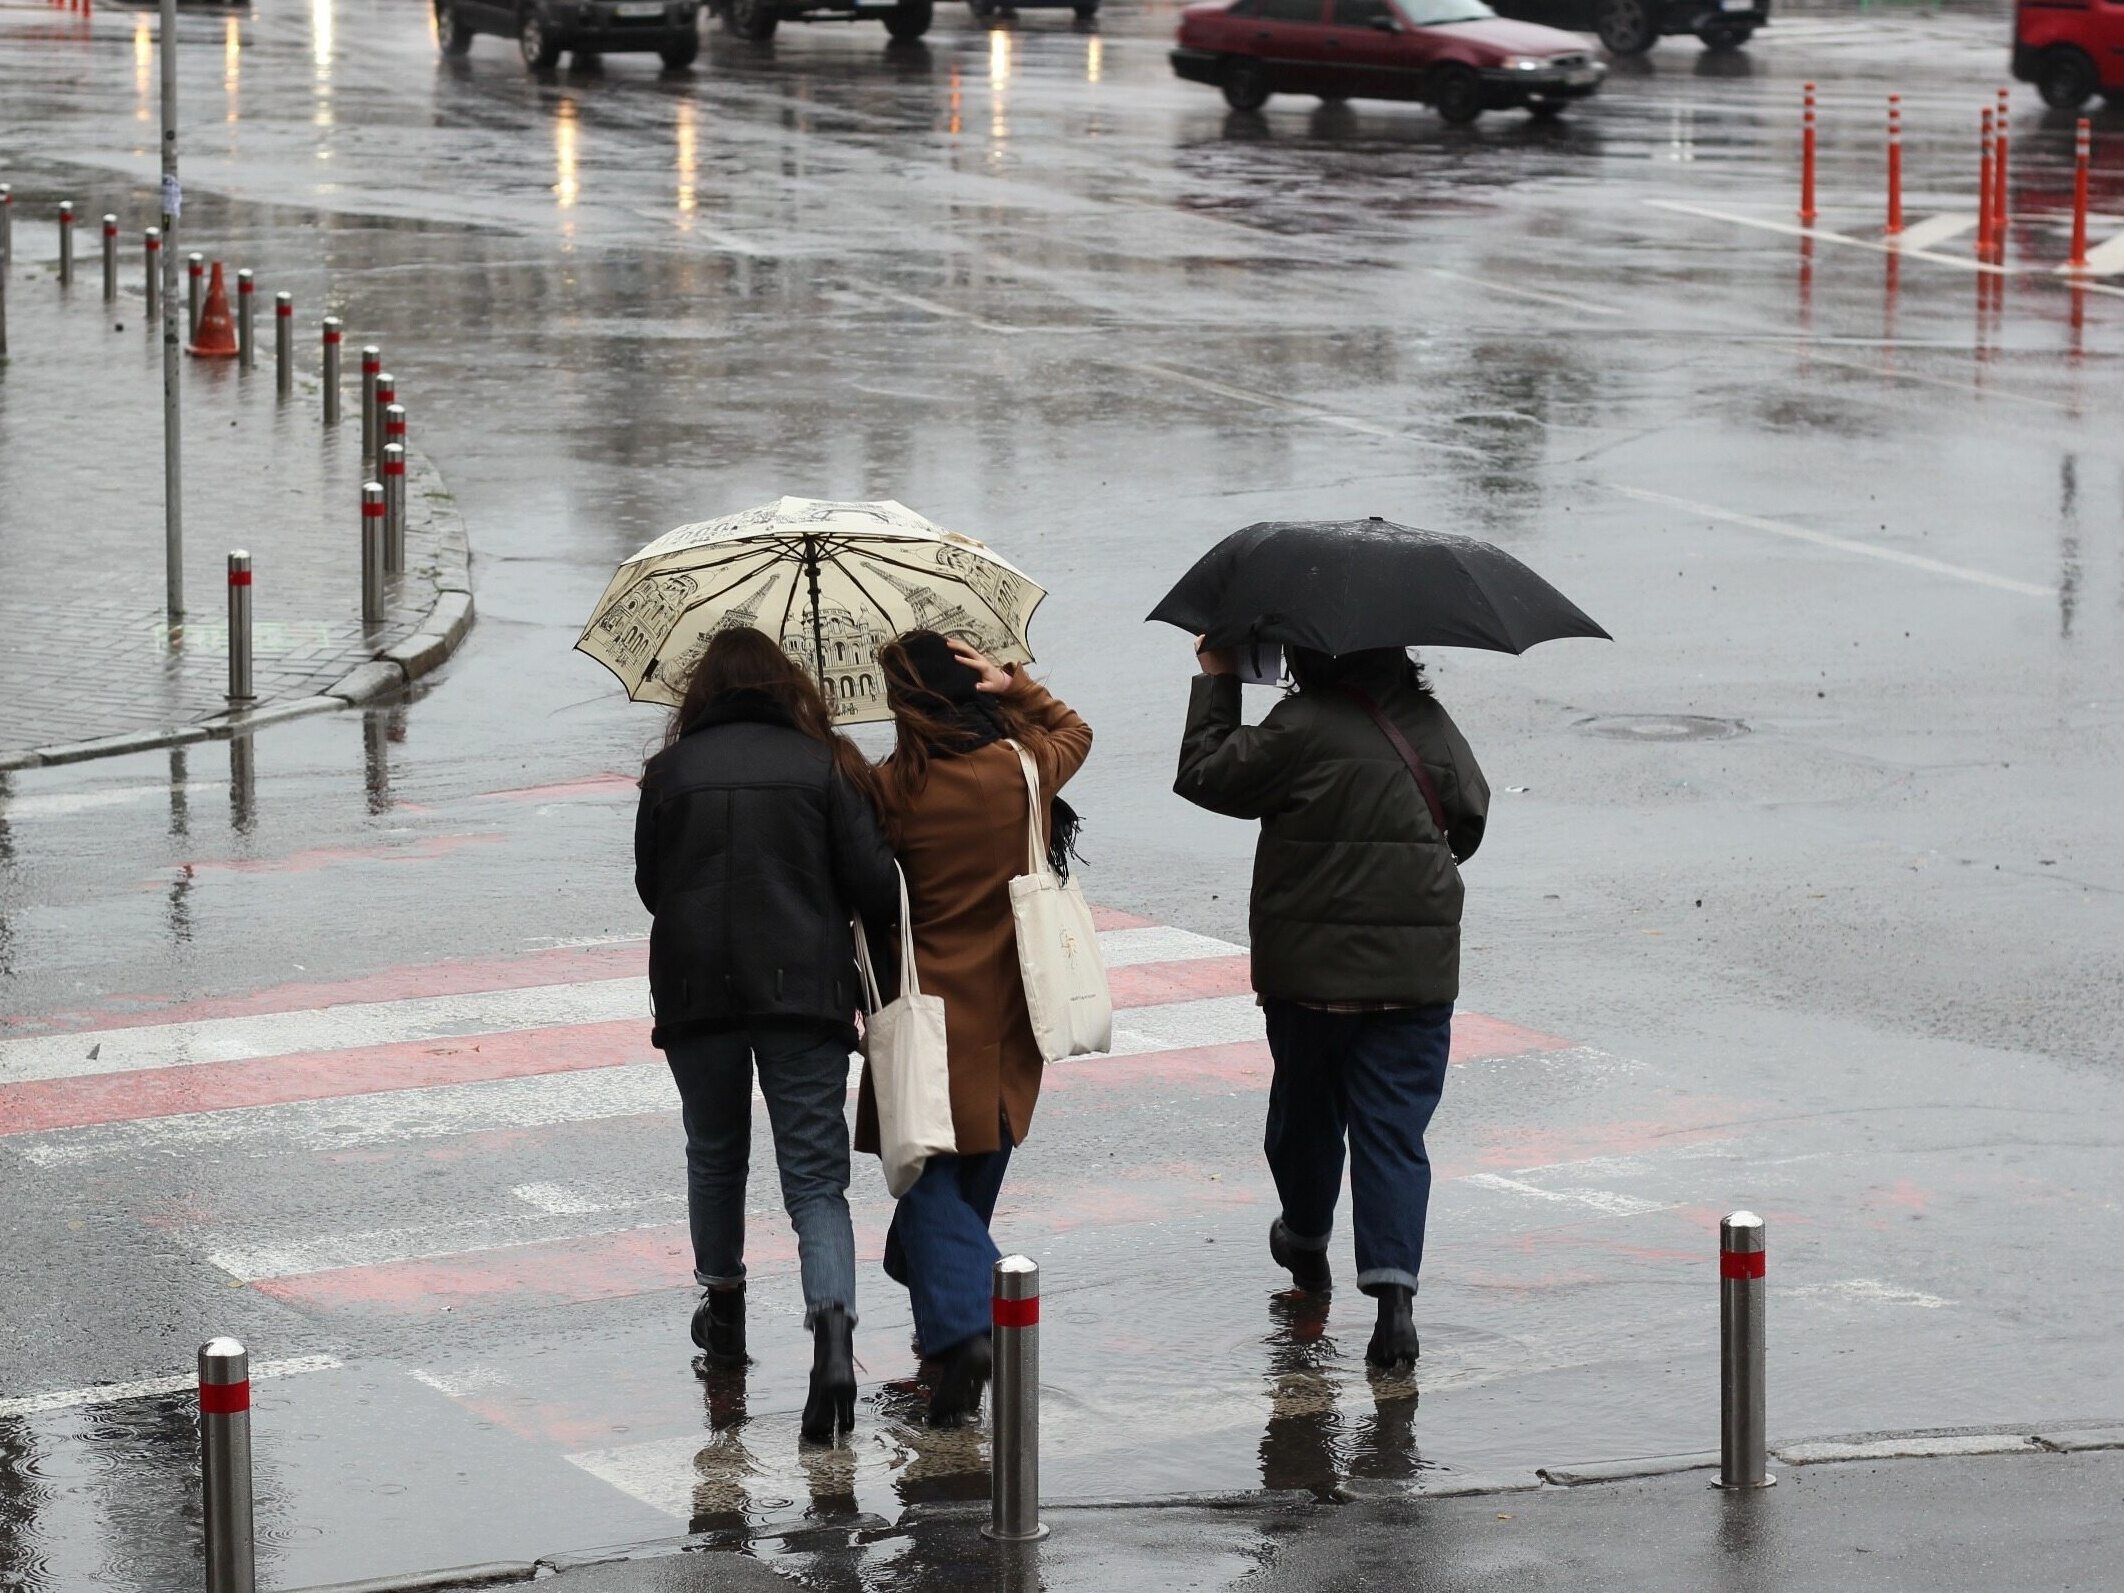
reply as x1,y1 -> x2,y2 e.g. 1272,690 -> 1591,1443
576,497 -> 1046,725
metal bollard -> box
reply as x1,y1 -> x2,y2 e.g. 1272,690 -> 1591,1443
1884,96 -> 1903,238
375,372 -> 397,456
58,200 -> 74,285
274,292 -> 292,397
101,213 -> 117,301
322,316 -> 343,423
1993,87 -> 2011,258
1798,85 -> 1816,226
144,226 -> 161,318
1978,109 -> 1995,263
985,1255 -> 1048,1542
1,183 -> 11,270
2069,119 -> 2092,273
361,482 -> 385,623
199,1338 -> 257,1593
359,345 -> 381,465
382,438 -> 407,574
236,269 -> 254,369
226,552 -> 253,702
1716,1212 -> 1773,1490
187,251 -> 204,336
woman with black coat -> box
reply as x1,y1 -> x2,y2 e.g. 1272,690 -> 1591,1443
634,625 -> 898,1441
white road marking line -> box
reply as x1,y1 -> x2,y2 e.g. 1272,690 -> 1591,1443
1889,213 -> 1979,253
1788,1277 -> 1952,1309
1096,925 -> 1241,967
1428,268 -> 1624,319
13,996 -> 1264,1167
0,784 -> 228,820
1613,485 -> 2053,598
1510,1139 -> 1736,1177
841,283 -> 1027,336
511,1180 -> 620,1215
1461,1173 -> 1672,1218
2068,230 -> 2124,276
0,927 -> 1194,1086
1120,362 -> 1489,460
208,1206 -> 682,1283
1649,198 -> 2124,303
0,1355 -> 343,1419
410,1366 -> 514,1399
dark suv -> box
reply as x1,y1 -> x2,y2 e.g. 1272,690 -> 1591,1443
709,0 -> 935,40
1489,0 -> 1768,54
435,0 -> 704,69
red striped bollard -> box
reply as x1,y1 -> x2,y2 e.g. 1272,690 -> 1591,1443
227,552 -> 253,702
322,316 -> 343,424
274,292 -> 292,397
1,183 -> 12,269
382,433 -> 407,574
1885,96 -> 1903,237
985,1255 -> 1047,1542
1978,110 -> 1994,262
1993,87 -> 2011,260
1799,84 -> 1817,225
236,269 -> 255,369
57,200 -> 74,286
101,212 -> 116,301
1717,1212 -> 1773,1490
143,226 -> 160,319
2070,118 -> 2091,272
360,345 -> 381,465
361,482 -> 386,623
198,1337 -> 257,1593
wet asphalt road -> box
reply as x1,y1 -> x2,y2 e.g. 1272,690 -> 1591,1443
4,0 -> 2124,1586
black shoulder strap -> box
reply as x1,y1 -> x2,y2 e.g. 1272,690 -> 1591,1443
1341,687 -> 1450,838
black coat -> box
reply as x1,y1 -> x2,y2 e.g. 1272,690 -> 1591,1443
1174,658 -> 1488,1006
634,691 -> 898,1047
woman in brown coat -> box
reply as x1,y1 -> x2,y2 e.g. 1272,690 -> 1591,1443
855,630 -> 1093,1424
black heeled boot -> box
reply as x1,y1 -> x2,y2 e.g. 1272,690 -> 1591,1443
801,1304 -> 857,1442
1270,1218 -> 1332,1295
690,1283 -> 747,1368
1366,1284 -> 1420,1371
926,1331 -> 992,1428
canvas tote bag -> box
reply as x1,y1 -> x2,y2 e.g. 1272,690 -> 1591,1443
1005,740 -> 1113,1063
852,866 -> 957,1198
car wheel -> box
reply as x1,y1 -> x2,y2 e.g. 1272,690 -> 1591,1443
882,0 -> 931,37
659,32 -> 700,66
435,0 -> 476,56
2039,46 -> 2098,111
1527,97 -> 1565,119
1431,62 -> 1483,125
728,0 -> 778,39
1073,0 -> 1099,17
1696,18 -> 1753,50
1595,0 -> 1657,55
519,6 -> 563,69
1221,57 -> 1271,112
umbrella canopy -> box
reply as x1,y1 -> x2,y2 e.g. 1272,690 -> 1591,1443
577,497 -> 1046,724
1147,517 -> 1610,657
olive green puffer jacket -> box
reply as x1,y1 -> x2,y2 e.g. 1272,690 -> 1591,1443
1174,658 -> 1488,1006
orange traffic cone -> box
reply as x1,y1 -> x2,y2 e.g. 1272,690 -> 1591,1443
187,261 -> 240,358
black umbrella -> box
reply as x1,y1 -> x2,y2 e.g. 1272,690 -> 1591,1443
1146,517 -> 1610,657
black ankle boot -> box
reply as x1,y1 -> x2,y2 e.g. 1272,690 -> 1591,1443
926,1332 -> 992,1428
1270,1219 -> 1332,1295
801,1304 -> 857,1442
1366,1284 -> 1420,1370
690,1283 -> 747,1368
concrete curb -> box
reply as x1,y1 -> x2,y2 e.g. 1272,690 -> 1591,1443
1537,1418 -> 2124,1486
0,447 -> 473,773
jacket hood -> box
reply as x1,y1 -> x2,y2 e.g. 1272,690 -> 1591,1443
683,688 -> 798,734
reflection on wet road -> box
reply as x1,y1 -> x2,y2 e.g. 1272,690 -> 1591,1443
4,0 -> 2124,1584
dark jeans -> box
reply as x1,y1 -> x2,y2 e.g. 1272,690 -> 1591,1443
664,1022 -> 857,1324
1260,1000 -> 1453,1296
881,1136 -> 1014,1357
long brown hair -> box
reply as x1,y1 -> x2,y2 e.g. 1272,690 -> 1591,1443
664,626 -> 878,800
875,632 -> 1043,810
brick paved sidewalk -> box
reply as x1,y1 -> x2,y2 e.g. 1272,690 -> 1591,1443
0,235 -> 471,764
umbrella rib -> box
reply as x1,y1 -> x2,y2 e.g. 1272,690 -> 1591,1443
834,545 -> 1025,635
817,548 -> 905,637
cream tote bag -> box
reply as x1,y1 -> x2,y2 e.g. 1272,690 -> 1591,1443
853,867 -> 957,1199
1006,740 -> 1114,1063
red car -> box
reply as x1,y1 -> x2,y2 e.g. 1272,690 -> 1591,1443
2012,0 -> 2124,110
1172,0 -> 1605,123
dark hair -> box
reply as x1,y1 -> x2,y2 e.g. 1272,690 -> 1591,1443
663,626 -> 878,800
1286,645 -> 1433,697
876,631 -> 1042,809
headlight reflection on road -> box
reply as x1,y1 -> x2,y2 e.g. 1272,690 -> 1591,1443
311,0 -> 333,73
1086,34 -> 1102,83
133,19 -> 152,122
676,100 -> 697,222
225,16 -> 241,123
988,28 -> 1010,148
556,98 -> 581,217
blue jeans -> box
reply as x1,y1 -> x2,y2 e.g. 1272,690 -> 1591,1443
665,1022 -> 857,1324
1260,1000 -> 1453,1296
881,1137 -> 1014,1357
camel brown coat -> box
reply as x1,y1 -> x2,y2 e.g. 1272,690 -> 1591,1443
855,670 -> 1093,1158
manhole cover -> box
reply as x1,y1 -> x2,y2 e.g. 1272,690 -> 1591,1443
1576,714 -> 1750,742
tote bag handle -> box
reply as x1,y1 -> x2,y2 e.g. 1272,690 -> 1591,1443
1005,739 -> 1050,881
851,864 -> 921,1015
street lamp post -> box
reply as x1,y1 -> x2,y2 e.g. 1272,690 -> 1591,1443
160,0 -> 183,626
